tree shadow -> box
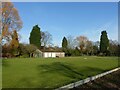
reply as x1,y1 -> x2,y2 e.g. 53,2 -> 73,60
7,62 -> 104,88
3,62 -> 108,88
37,62 -> 104,82
37,62 -> 84,80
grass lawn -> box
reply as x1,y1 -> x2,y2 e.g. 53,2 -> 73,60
2,56 -> 119,88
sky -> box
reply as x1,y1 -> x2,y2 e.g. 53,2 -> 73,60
13,2 -> 118,47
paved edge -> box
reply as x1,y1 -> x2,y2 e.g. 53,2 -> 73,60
55,67 -> 120,90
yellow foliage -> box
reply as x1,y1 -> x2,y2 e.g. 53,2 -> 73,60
1,2 -> 22,43
10,30 -> 19,49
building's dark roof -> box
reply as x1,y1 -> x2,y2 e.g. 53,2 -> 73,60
40,47 -> 64,52
40,49 -> 63,52
41,50 -> 64,52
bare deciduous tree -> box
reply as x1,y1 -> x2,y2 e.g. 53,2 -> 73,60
41,31 -> 52,48
76,36 -> 88,53
86,40 -> 93,55
67,35 -> 78,49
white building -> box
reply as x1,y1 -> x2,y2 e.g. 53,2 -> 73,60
33,49 -> 65,58
43,52 -> 65,58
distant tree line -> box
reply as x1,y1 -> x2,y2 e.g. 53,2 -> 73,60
1,2 -> 119,58
2,24 -> 53,58
62,31 -> 119,56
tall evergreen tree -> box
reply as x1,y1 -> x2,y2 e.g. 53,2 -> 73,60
100,31 -> 109,53
62,37 -> 68,49
29,25 -> 41,48
62,37 -> 68,56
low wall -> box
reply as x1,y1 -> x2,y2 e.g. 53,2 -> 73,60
56,67 -> 120,90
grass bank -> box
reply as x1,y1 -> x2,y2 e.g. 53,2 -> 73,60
2,56 -> 118,88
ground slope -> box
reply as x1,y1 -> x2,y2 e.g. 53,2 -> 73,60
2,56 -> 118,88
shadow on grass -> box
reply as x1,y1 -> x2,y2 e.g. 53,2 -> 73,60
2,62 -> 106,88
37,62 -> 85,80
37,62 -> 104,81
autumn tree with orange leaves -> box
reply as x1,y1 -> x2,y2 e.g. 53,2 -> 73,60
10,30 -> 19,49
1,2 -> 22,44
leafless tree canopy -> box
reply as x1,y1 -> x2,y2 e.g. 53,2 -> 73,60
67,35 -> 78,49
41,31 -> 52,47
76,36 -> 88,51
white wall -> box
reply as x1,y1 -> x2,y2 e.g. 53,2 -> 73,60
48,53 -> 51,57
43,52 -> 65,58
44,53 -> 48,58
52,53 -> 56,57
